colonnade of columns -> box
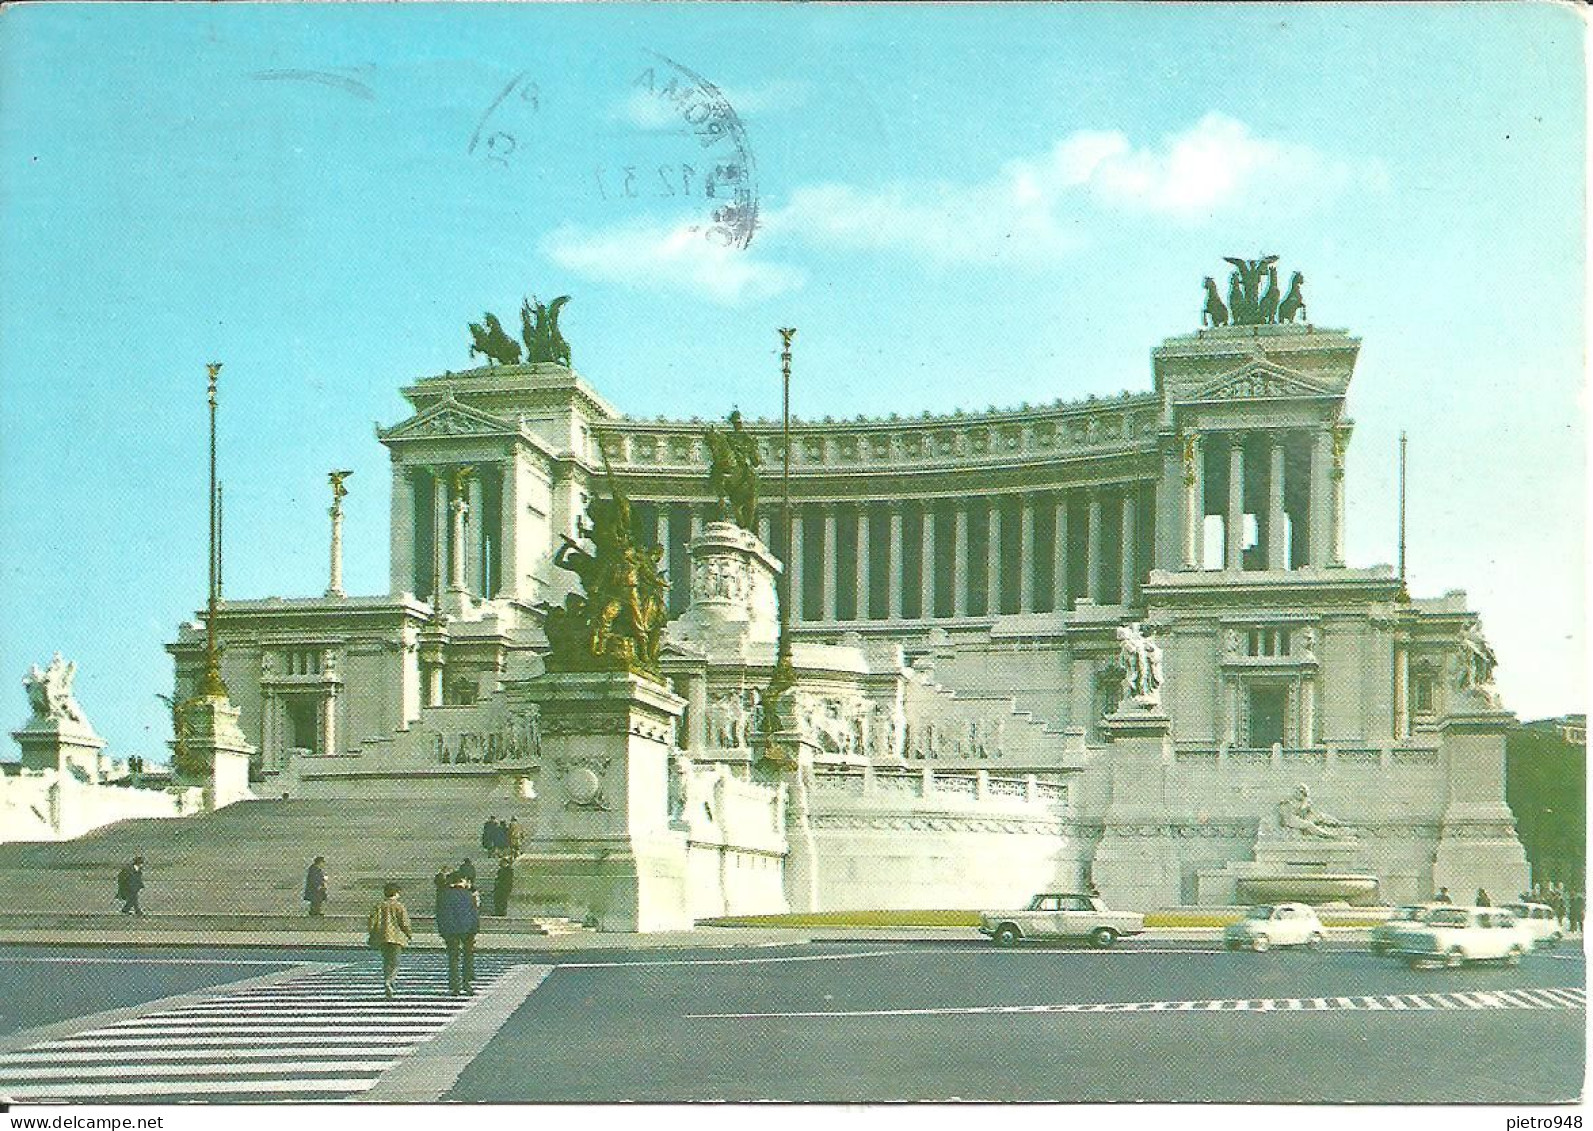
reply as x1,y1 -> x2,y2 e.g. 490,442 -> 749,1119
396,464 -> 508,601
641,486 -> 1151,623
1178,425 -> 1345,572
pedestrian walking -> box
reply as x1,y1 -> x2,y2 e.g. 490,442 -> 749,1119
1475,888 -> 1490,907
116,856 -> 146,916
506,817 -> 524,858
492,857 -> 514,917
1549,884 -> 1567,924
1435,887 -> 1452,904
458,857 -> 477,887
1570,890 -> 1585,935
433,867 -> 451,922
480,816 -> 498,853
367,883 -> 413,1000
303,856 -> 329,917
437,871 -> 481,995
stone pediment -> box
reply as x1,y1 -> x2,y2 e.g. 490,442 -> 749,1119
1190,361 -> 1336,402
379,397 -> 520,442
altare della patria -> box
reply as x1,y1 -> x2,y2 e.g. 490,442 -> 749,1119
10,258 -> 1530,929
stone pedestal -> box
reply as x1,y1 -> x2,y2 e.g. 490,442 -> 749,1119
13,716 -> 105,783
758,727 -> 824,913
1431,705 -> 1529,900
178,694 -> 256,810
669,521 -> 781,659
507,670 -> 692,932
1090,707 -> 1184,909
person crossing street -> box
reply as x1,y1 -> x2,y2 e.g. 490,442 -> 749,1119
437,871 -> 481,996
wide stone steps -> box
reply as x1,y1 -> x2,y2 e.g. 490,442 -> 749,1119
0,798 -> 533,917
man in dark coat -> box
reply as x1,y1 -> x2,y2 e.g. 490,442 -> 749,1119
481,817 -> 501,853
303,856 -> 328,917
492,858 -> 514,917
116,857 -> 145,916
437,871 -> 481,995
1570,890 -> 1585,935
458,857 -> 477,887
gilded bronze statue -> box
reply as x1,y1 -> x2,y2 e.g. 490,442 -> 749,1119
468,313 -> 522,367
521,295 -> 572,366
544,472 -> 668,680
704,408 -> 762,531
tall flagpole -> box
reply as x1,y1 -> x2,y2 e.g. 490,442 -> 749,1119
201,361 -> 228,698
1398,431 -> 1408,588
766,328 -> 798,728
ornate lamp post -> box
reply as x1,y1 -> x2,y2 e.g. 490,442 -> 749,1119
199,361 -> 229,699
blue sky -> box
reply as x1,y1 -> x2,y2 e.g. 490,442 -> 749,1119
0,3 -> 1584,760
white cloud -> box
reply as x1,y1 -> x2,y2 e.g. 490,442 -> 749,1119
617,79 -> 811,131
542,217 -> 807,306
762,112 -> 1372,264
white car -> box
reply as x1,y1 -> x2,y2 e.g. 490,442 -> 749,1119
1386,905 -> 1532,968
1223,903 -> 1325,951
1369,904 -> 1441,955
978,893 -> 1146,948
1502,902 -> 1563,949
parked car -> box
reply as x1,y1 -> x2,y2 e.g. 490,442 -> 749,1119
1386,905 -> 1532,968
1369,904 -> 1440,955
978,893 -> 1146,948
1223,903 -> 1325,951
1503,902 -> 1563,949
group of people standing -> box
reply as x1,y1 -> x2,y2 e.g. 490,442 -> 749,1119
1523,882 -> 1586,933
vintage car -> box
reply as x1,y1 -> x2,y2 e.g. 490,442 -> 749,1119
978,893 -> 1146,948
1369,904 -> 1440,955
1385,905 -> 1533,968
1222,902 -> 1325,951
1503,902 -> 1564,949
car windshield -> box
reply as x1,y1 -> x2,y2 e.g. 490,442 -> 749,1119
1245,906 -> 1275,920
1504,904 -> 1529,917
1427,909 -> 1470,927
1390,906 -> 1427,921
1025,895 -> 1051,911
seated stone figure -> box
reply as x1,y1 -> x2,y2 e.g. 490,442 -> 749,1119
1276,784 -> 1349,840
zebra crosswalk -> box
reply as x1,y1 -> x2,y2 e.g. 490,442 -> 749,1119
687,985 -> 1589,1020
0,953 -> 527,1103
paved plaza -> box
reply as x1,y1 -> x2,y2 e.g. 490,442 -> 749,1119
0,939 -> 1581,1104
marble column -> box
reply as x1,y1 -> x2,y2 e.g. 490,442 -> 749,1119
952,506 -> 970,617
389,462 -> 415,597
888,506 -> 905,620
822,508 -> 838,621
327,487 -> 346,599
1267,437 -> 1288,571
1300,677 -> 1316,747
1119,490 -> 1137,606
920,504 -> 937,618
1226,434 -> 1245,571
1182,432 -> 1204,570
426,663 -> 444,708
499,455 -> 521,600
758,513 -> 772,548
1019,496 -> 1036,613
655,507 -> 672,559
1330,426 -> 1348,567
986,504 -> 1002,616
1310,428 -> 1332,568
467,475 -> 485,595
1052,493 -> 1069,612
855,505 -> 871,620
1393,643 -> 1409,740
790,512 -> 806,621
1086,491 -> 1103,601
431,471 -> 448,601
690,507 -> 706,540
319,685 -> 338,757
449,495 -> 469,592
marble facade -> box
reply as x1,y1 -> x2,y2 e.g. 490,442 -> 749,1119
166,304 -> 1529,910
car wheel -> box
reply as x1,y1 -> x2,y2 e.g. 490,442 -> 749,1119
1251,934 -> 1270,953
1305,932 -> 1324,951
1445,947 -> 1465,969
1090,927 -> 1118,949
993,924 -> 1021,948
1505,946 -> 1524,967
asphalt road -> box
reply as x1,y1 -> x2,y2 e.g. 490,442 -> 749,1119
0,940 -> 1583,1104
